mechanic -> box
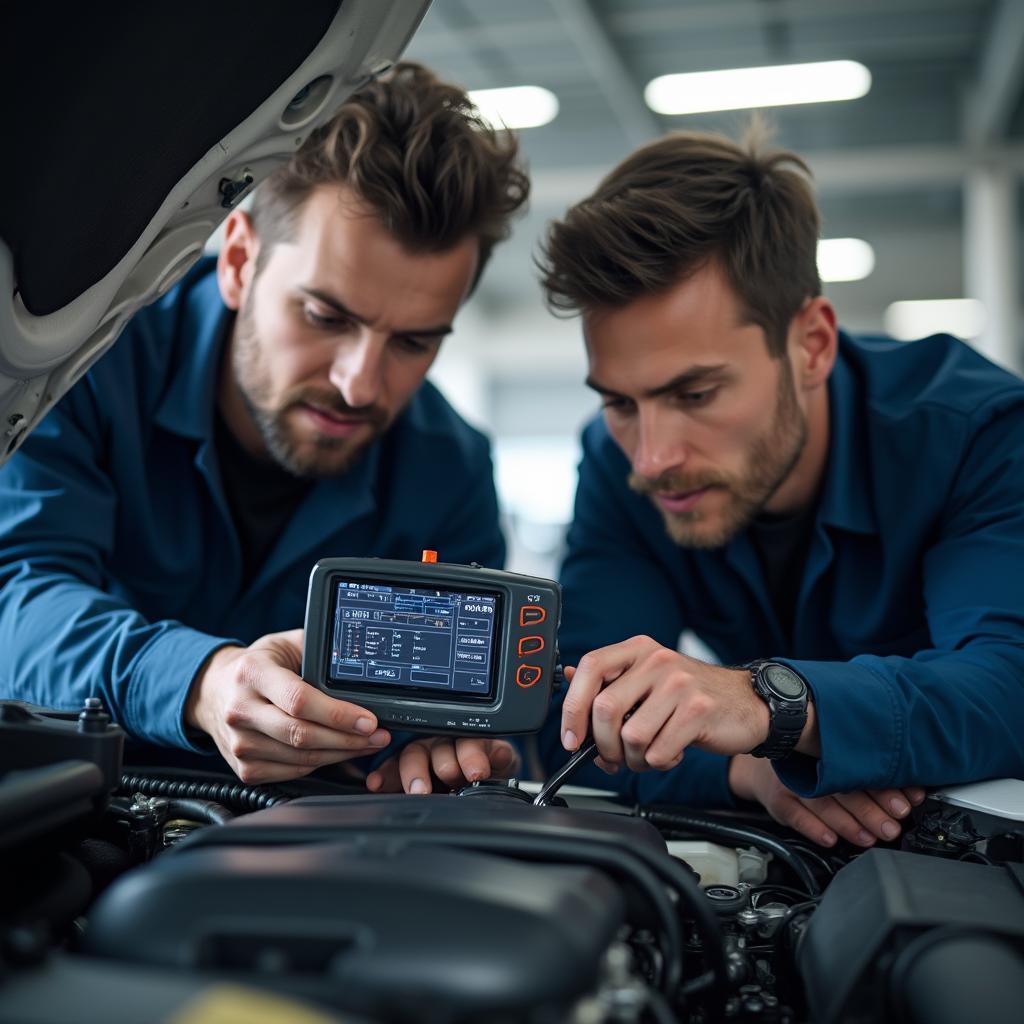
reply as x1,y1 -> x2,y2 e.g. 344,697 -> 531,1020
0,63 -> 527,794
537,128 -> 1024,849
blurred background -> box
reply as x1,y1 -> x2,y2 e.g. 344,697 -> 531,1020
239,0 -> 1024,577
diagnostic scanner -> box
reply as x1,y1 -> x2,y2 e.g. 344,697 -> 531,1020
302,554 -> 560,735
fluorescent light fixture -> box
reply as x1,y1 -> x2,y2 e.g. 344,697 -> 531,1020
645,60 -> 871,115
884,299 -> 986,341
817,238 -> 875,283
468,85 -> 559,130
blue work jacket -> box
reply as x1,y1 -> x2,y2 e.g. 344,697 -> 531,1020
0,260 -> 504,756
543,332 -> 1024,806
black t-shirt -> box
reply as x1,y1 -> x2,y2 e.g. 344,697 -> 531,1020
214,412 -> 312,588
747,501 -> 819,646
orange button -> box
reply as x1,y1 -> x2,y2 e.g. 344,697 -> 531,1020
516,664 -> 542,688
517,636 -> 544,656
519,605 -> 546,626
421,549 -> 438,563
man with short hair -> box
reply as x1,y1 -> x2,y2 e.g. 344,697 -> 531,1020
538,129 -> 1024,849
0,63 -> 528,793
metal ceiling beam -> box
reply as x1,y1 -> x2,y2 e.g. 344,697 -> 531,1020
963,0 -> 1024,146
548,0 -> 661,150
608,0 -> 981,36
527,143 -> 1024,207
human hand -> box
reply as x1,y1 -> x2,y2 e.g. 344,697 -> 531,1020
560,636 -> 771,771
728,753 -> 926,848
365,736 -> 520,794
184,629 -> 391,784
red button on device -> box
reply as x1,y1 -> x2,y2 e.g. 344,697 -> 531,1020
517,636 -> 544,656
516,664 -> 542,688
519,605 -> 546,627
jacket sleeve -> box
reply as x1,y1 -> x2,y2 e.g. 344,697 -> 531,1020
0,390 -> 237,750
541,421 -> 734,808
776,403 -> 1024,796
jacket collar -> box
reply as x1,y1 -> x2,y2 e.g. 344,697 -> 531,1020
816,333 -> 878,536
153,267 -> 230,443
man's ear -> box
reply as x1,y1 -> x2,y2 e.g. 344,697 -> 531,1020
791,296 -> 838,390
216,210 -> 260,311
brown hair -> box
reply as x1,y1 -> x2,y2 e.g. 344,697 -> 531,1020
539,127 -> 821,356
252,62 -> 529,290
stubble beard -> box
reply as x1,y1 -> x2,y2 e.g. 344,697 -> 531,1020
629,361 -> 808,550
230,294 -> 388,479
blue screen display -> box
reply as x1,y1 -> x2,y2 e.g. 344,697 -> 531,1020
328,580 -> 499,697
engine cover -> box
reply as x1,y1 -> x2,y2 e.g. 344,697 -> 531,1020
83,825 -> 627,1019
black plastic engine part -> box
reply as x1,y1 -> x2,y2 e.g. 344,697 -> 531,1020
798,848 -> 1024,1023
890,928 -> 1024,1024
82,840 -> 626,1021
0,701 -> 124,794
705,885 -> 749,917
171,793 -> 729,1004
0,761 -> 106,853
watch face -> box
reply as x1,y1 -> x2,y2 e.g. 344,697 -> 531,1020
764,664 -> 805,699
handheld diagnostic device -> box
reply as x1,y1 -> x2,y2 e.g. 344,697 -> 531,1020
302,555 -> 561,735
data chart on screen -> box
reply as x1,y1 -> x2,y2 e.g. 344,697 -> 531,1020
327,580 -> 498,696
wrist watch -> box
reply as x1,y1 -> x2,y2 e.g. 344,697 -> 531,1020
745,660 -> 811,760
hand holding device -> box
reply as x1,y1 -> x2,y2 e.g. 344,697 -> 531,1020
185,628 -> 392,784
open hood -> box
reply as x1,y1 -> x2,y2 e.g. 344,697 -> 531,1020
0,1 -> 430,465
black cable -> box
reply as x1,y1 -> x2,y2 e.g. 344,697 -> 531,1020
751,883 -> 817,907
118,772 -> 289,812
786,840 -> 837,879
640,806 -> 820,896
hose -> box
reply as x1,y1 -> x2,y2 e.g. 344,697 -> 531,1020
117,772 -> 289,813
638,806 -> 820,896
164,798 -> 234,825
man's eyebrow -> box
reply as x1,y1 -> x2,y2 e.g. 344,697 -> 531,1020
586,364 -> 730,399
299,287 -> 453,338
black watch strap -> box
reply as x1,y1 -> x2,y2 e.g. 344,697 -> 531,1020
747,659 -> 809,760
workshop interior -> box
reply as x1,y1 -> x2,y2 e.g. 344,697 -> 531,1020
2,2 -> 1024,1023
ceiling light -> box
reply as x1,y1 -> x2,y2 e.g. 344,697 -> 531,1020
644,60 -> 871,115
468,86 -> 559,130
817,238 -> 875,283
884,299 -> 986,341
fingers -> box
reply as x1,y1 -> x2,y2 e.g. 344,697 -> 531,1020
254,666 -> 381,737
804,795 -> 880,847
222,728 -> 382,784
396,740 -> 433,794
241,699 -> 390,753
367,738 -> 521,795
903,786 -> 927,806
763,791 -> 840,847
868,787 -> 918,822
621,697 -> 694,773
834,790 -> 902,843
561,639 -> 651,752
366,756 -> 402,793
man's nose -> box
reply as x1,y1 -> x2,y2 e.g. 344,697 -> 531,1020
632,408 -> 685,481
328,332 -> 385,409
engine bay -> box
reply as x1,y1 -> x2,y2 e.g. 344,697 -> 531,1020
2,700 -> 1023,1024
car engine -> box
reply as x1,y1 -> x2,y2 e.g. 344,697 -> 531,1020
2,699 -> 1023,1024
